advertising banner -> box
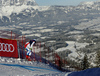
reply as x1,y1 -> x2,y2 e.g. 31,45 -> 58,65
0,38 -> 18,58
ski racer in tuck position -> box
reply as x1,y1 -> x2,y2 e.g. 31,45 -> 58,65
24,39 -> 36,61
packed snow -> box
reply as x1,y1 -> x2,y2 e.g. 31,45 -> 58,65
0,57 -> 68,76
0,57 -> 99,76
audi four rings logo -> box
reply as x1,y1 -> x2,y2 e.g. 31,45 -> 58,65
0,43 -> 15,52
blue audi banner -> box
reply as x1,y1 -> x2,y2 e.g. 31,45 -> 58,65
0,38 -> 18,58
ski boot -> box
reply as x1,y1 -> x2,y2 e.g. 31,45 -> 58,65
26,55 -> 31,61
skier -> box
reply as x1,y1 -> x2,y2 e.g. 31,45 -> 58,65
24,39 -> 36,61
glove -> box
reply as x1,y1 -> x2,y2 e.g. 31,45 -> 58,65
25,49 -> 27,51
25,48 -> 28,51
29,48 -> 32,51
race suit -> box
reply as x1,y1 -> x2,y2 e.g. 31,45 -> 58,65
25,41 -> 35,56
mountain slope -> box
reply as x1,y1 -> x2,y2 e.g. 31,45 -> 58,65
0,0 -> 38,6
1,1 -> 100,27
0,0 -> 100,69
0,57 -> 66,76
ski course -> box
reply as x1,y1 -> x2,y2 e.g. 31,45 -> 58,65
0,63 -> 66,76
0,63 -> 60,72
0,57 -> 67,76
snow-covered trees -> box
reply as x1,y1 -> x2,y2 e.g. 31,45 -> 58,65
95,50 -> 100,67
81,54 -> 89,70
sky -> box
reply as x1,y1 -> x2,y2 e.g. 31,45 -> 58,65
35,0 -> 98,6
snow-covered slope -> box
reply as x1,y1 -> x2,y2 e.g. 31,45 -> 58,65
0,4 -> 50,17
0,0 -> 100,71
0,0 -> 38,17
0,57 -> 100,76
79,1 -> 94,6
0,0 -> 38,6
55,41 -> 89,61
0,57 -> 67,76
68,68 -> 100,76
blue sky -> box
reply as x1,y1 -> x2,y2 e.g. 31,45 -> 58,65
35,0 -> 97,6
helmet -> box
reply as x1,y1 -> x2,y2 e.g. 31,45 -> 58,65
29,39 -> 36,45
32,39 -> 36,43
32,39 -> 36,41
